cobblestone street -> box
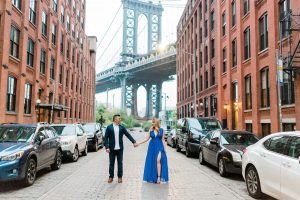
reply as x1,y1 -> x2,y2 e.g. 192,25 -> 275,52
0,128 -> 273,200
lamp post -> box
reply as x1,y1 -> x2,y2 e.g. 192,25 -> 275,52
162,93 -> 169,123
36,99 -> 41,122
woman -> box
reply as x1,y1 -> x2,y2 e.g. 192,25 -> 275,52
137,118 -> 169,184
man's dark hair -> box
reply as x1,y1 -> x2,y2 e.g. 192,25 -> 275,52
113,114 -> 121,121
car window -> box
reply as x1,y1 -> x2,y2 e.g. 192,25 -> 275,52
52,125 -> 76,136
188,118 -> 202,131
204,132 -> 212,140
220,133 -> 258,146
0,126 -> 36,142
212,131 -> 220,140
263,136 -> 290,155
76,126 -> 83,135
35,127 -> 48,143
45,127 -> 57,138
288,137 -> 300,159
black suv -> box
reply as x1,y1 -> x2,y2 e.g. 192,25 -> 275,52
83,123 -> 103,152
176,118 -> 222,157
0,123 -> 62,186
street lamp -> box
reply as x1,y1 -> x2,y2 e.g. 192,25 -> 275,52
161,93 -> 169,123
36,99 -> 41,122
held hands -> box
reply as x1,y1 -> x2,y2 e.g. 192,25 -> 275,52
133,143 -> 139,148
106,148 -> 110,153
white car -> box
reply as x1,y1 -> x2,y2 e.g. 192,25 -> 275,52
52,124 -> 88,162
242,131 -> 300,200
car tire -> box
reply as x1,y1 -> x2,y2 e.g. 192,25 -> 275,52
185,144 -> 192,157
246,166 -> 263,199
199,149 -> 206,165
176,143 -> 181,152
82,144 -> 88,156
72,146 -> 79,162
51,150 -> 62,170
22,158 -> 37,186
218,157 -> 227,177
93,140 -> 98,152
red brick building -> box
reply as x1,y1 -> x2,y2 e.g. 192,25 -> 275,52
0,0 -> 96,124
177,0 -> 300,137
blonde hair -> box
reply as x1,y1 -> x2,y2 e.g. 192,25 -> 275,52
152,118 -> 160,133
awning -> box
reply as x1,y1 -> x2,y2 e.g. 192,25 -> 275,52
37,104 -> 69,111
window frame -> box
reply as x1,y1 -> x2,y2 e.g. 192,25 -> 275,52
10,25 -> 20,58
6,76 -> 17,112
24,83 -> 32,114
27,38 -> 35,67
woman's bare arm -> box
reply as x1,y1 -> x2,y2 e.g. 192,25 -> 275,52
138,131 -> 151,145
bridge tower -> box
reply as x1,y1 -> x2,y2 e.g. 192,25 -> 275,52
120,0 -> 163,119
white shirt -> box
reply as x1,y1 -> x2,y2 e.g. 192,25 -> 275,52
113,123 -> 120,150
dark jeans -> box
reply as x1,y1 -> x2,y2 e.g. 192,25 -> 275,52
109,149 -> 123,178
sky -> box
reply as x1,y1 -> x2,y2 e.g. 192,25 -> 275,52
85,0 -> 187,117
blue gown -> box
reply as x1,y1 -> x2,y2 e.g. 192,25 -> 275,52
143,128 -> 169,183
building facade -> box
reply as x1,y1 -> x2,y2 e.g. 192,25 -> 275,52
0,0 -> 96,124
177,0 -> 300,137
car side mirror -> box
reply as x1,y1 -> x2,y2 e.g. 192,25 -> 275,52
210,138 -> 218,145
37,135 -> 45,145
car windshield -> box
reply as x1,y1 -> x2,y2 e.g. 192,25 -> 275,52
52,125 -> 76,136
198,119 -> 222,131
83,124 -> 96,132
188,118 -> 203,131
221,133 -> 259,146
0,126 -> 36,142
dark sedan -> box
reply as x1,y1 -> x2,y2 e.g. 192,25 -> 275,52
199,130 -> 258,177
166,129 -> 177,148
83,123 -> 103,152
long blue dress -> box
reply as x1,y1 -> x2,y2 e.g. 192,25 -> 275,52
143,128 -> 169,183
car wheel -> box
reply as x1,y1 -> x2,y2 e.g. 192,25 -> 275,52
22,158 -> 37,186
51,150 -> 62,170
72,147 -> 79,162
185,144 -> 192,157
176,143 -> 181,152
82,144 -> 88,156
218,157 -> 227,177
246,166 -> 263,199
94,140 -> 98,152
199,149 -> 206,165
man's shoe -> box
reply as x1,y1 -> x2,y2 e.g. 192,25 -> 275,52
107,177 -> 113,183
118,177 -> 122,183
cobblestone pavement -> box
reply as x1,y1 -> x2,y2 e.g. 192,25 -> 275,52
0,128 -> 274,200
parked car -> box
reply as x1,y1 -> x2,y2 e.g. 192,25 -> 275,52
242,131 -> 300,199
52,124 -> 88,162
166,129 -> 177,148
83,123 -> 103,152
0,123 -> 62,186
176,118 -> 223,157
199,130 -> 258,177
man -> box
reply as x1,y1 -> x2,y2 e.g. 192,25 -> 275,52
104,114 -> 137,183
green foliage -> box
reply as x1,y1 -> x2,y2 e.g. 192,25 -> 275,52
95,104 -> 139,128
142,121 -> 152,132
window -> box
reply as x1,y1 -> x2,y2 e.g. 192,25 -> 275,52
66,41 -> 70,59
200,75 -> 203,91
211,65 -> 215,86
232,1 -> 236,27
50,57 -> 55,80
281,72 -> 295,105
244,27 -> 251,60
65,69 -> 69,88
58,96 -> 61,117
52,0 -> 58,12
279,0 -> 291,38
27,38 -> 34,67
223,47 -> 227,73
210,95 -> 217,116
6,76 -> 17,112
40,49 -> 46,74
205,46 -> 208,64
205,70 -> 208,89
72,24 -> 75,38
52,23 -> 56,45
204,0 -> 207,12
288,137 -> 300,158
232,38 -> 237,67
71,73 -> 74,90
64,98 -> 68,118
60,34 -> 64,54
211,39 -> 215,58
222,12 -> 226,36
72,0 -> 76,13
264,136 -> 289,154
70,99 -> 73,118
59,64 -> 63,84
211,10 -> 215,31
204,20 -> 208,37
232,82 -> 238,129
261,123 -> 271,138
12,0 -> 21,10
77,9 -> 80,22
61,5 -> 65,23
10,26 -> 20,58
245,75 -> 252,110
199,51 -> 203,67
204,97 -> 208,117
283,123 -> 296,132
259,13 -> 268,51
29,0 -> 36,24
261,68 -> 270,108
72,48 -> 75,63
24,83 -> 32,114
67,15 -> 70,31
42,11 -> 47,36
246,123 -> 252,133
243,0 -> 249,15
